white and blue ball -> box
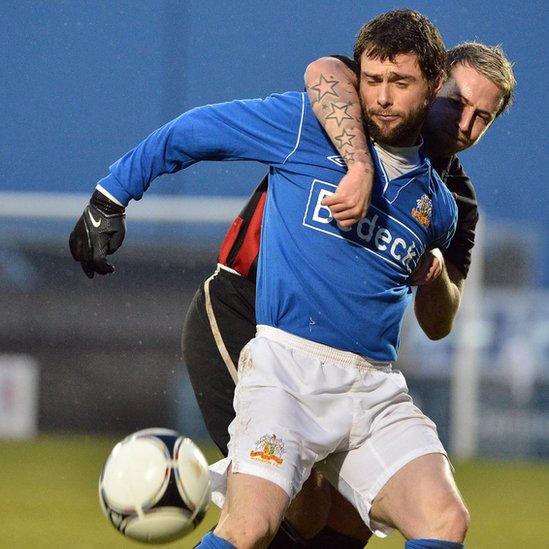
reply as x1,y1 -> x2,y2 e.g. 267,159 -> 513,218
99,428 -> 211,544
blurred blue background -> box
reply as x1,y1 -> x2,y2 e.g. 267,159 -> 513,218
2,0 -> 548,282
1,7 -> 548,547
0,2 -> 548,462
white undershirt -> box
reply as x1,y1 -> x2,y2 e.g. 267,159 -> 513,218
373,139 -> 423,182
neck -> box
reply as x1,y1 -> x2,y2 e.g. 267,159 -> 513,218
375,137 -> 423,158
422,127 -> 449,158
373,139 -> 422,181
394,131 -> 423,148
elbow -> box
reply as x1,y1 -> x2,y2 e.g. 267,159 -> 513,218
423,321 -> 453,341
305,57 -> 343,84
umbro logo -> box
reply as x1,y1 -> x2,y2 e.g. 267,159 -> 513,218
326,155 -> 346,167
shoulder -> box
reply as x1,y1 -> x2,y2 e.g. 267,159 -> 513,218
260,91 -> 306,109
444,156 -> 479,226
194,91 -> 305,119
428,164 -> 458,228
444,156 -> 477,201
430,163 -> 457,207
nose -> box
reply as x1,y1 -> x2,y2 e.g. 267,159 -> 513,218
458,106 -> 475,136
377,82 -> 393,109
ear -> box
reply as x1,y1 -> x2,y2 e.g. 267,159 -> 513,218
432,70 -> 446,96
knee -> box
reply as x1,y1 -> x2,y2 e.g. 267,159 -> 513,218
432,500 -> 470,542
216,511 -> 278,549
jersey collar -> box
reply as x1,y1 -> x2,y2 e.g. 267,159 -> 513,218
368,139 -> 432,204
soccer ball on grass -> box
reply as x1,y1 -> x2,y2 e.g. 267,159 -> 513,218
99,428 -> 211,543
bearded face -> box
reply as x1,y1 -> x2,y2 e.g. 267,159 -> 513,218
358,52 -> 440,147
363,96 -> 432,147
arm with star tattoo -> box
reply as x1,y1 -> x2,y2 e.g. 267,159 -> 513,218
305,56 -> 374,227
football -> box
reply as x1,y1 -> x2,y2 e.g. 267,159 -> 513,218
99,428 -> 211,543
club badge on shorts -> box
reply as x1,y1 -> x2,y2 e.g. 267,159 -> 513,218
411,194 -> 433,227
250,434 -> 285,465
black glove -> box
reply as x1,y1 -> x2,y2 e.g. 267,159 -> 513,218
69,190 -> 126,279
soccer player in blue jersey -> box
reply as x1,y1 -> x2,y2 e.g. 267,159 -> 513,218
69,9 -> 498,549
176,42 -> 515,548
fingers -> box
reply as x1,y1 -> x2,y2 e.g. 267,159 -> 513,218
91,233 -> 115,275
70,207 -> 124,279
69,215 -> 92,262
425,261 -> 442,283
321,194 -> 367,213
409,251 -> 444,286
108,228 -> 125,254
332,211 -> 366,227
79,258 -> 114,278
321,192 -> 369,226
321,193 -> 343,207
78,250 -> 114,278
323,201 -> 365,217
80,261 -> 96,279
321,197 -> 367,227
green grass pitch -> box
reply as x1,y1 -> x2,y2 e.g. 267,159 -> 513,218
0,435 -> 547,548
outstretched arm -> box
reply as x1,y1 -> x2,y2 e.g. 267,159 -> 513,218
305,56 -> 374,227
69,93 -> 304,278
412,157 -> 478,339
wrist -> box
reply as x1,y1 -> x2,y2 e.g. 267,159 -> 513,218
90,190 -> 125,216
346,156 -> 374,172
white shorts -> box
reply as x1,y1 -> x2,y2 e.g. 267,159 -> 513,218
210,325 -> 447,537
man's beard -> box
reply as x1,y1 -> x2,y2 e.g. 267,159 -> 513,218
363,98 -> 432,147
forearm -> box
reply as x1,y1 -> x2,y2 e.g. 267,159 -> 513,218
414,262 -> 464,340
98,115 -> 199,206
305,57 -> 373,173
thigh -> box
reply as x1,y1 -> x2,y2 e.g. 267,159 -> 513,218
284,468 -> 331,539
326,483 -> 373,542
216,469 -> 290,548
182,273 -> 256,455
320,380 -> 448,538
227,335 -> 355,500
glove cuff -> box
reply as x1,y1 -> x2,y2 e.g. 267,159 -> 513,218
90,190 -> 125,216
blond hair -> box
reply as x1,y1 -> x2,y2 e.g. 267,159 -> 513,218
447,42 -> 516,116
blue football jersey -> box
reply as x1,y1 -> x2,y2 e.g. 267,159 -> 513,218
98,91 -> 457,361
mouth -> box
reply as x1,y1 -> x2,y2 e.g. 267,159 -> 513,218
443,130 -> 470,148
454,135 -> 470,148
373,113 -> 400,122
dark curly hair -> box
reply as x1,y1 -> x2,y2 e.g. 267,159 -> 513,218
353,9 -> 446,85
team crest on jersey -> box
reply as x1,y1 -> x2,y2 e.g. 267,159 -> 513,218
411,194 -> 433,227
249,434 -> 285,465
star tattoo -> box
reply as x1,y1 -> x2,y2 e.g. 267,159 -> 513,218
334,128 -> 356,149
309,74 -> 339,102
342,151 -> 355,164
325,103 -> 354,127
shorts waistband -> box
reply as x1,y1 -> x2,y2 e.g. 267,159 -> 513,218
256,325 -> 392,372
217,263 -> 242,276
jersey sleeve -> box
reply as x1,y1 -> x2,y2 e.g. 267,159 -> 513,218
429,179 -> 458,254
96,92 -> 305,205
441,157 -> 479,278
432,209 -> 457,253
